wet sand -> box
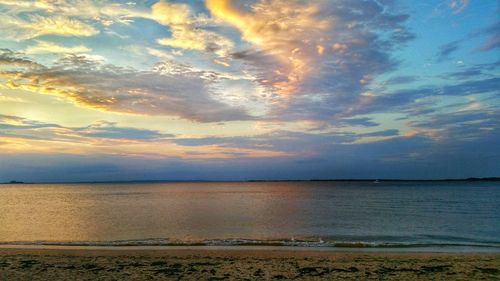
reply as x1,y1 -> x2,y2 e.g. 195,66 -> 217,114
0,247 -> 499,280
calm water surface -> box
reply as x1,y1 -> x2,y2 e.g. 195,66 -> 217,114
0,181 -> 498,249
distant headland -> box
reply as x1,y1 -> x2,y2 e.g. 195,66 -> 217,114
4,180 -> 25,184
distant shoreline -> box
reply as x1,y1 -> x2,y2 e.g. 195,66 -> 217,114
2,177 -> 499,184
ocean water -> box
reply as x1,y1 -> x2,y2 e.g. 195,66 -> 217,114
0,181 -> 498,250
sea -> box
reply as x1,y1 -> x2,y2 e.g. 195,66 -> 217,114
0,181 -> 498,252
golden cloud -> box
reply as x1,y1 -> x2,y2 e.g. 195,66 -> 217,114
152,0 -> 233,58
0,0 -> 145,26
206,0 -> 329,95
0,52 -> 251,122
0,14 -> 99,40
152,0 -> 192,26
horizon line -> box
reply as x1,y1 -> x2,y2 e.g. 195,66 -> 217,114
2,177 -> 499,184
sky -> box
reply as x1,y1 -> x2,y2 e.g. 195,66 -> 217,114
0,0 -> 499,182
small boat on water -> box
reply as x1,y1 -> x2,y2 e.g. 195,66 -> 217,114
373,179 -> 380,183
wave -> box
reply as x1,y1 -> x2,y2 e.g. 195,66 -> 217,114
1,238 -> 499,249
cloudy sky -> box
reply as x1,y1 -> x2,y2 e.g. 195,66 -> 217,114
0,0 -> 498,182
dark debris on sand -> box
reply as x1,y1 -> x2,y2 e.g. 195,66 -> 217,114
0,253 -> 499,280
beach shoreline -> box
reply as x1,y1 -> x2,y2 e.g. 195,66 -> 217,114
1,247 -> 498,280
0,244 -> 499,253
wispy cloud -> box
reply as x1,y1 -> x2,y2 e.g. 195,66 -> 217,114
0,114 -> 172,141
0,48 -> 45,69
0,0 -> 145,26
478,21 -> 500,52
353,78 -> 500,116
437,40 -> 461,62
0,15 -> 99,40
449,0 -> 470,14
0,50 -> 251,122
24,41 -> 91,54
0,114 -> 286,159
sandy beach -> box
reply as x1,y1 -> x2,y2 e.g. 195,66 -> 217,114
0,247 -> 498,280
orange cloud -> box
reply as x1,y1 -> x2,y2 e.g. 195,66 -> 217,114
332,43 -> 348,51
206,0 -> 329,95
317,45 -> 325,56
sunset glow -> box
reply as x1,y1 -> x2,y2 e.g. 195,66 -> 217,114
0,0 -> 498,181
